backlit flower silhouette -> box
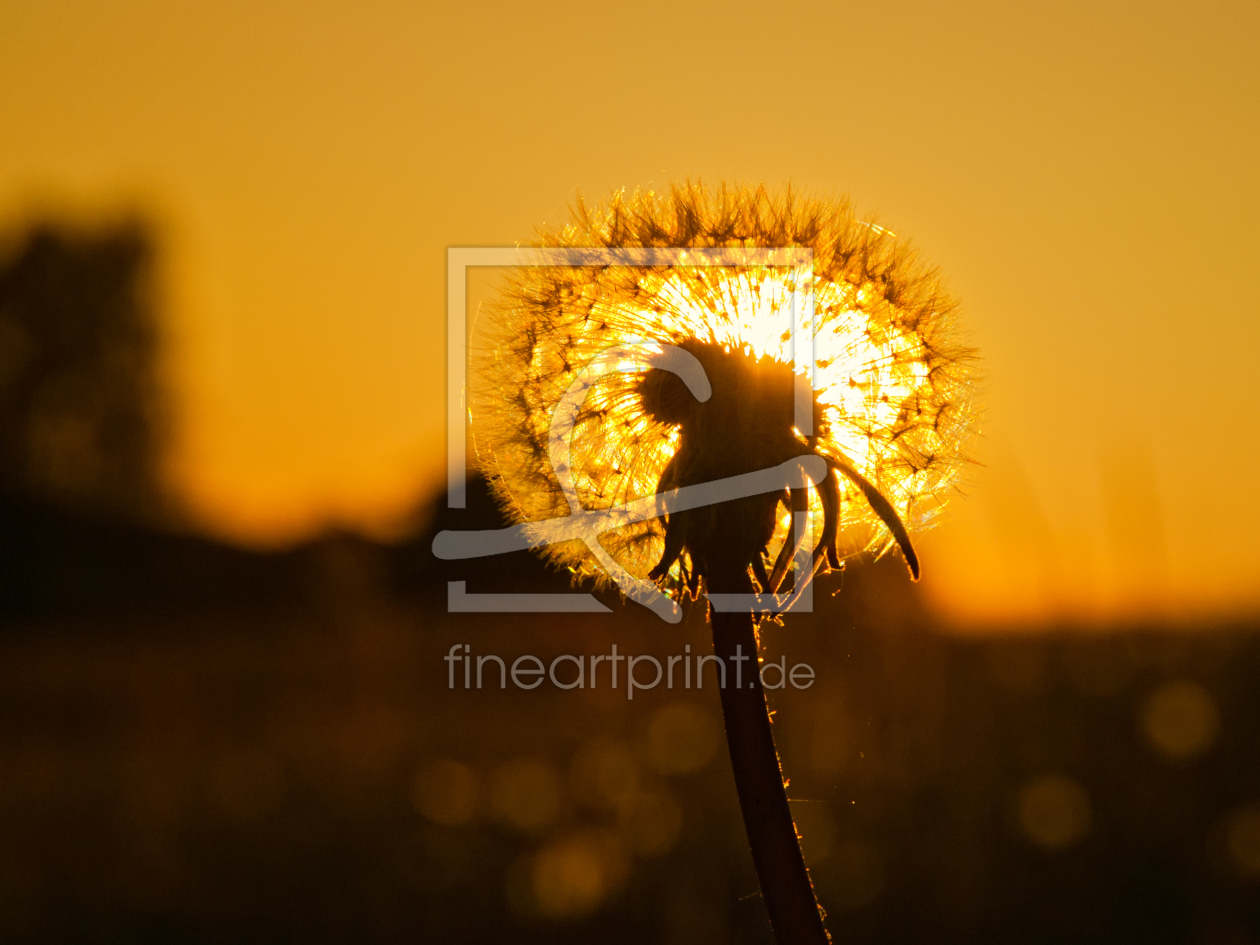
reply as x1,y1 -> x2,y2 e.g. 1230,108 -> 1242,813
472,182 -> 978,605
469,181 -> 979,945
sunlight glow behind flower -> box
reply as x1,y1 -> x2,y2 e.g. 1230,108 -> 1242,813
472,183 -> 979,596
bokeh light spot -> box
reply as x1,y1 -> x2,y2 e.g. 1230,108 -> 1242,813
411,759 -> 478,827
645,703 -> 719,776
529,830 -> 628,920
208,749 -> 286,823
1140,680 -> 1219,761
490,758 -> 561,833
1016,774 -> 1091,851
827,840 -> 886,910
1225,803 -> 1260,879
618,787 -> 684,858
790,801 -> 836,865
571,739 -> 639,814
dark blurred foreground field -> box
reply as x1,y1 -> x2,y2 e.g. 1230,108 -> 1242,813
3,219 -> 1260,943
3,488 -> 1260,945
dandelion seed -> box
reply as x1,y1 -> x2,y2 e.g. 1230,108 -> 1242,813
472,182 -> 978,605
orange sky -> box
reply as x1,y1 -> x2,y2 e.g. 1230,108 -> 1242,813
2,0 -> 1258,628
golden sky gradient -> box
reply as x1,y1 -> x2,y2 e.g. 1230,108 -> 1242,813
2,0 -> 1257,627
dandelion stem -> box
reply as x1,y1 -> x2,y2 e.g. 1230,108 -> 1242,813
710,574 -> 831,945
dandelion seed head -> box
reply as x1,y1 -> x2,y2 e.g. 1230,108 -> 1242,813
471,182 -> 979,594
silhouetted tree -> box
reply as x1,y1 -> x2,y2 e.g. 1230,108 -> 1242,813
0,218 -> 168,522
